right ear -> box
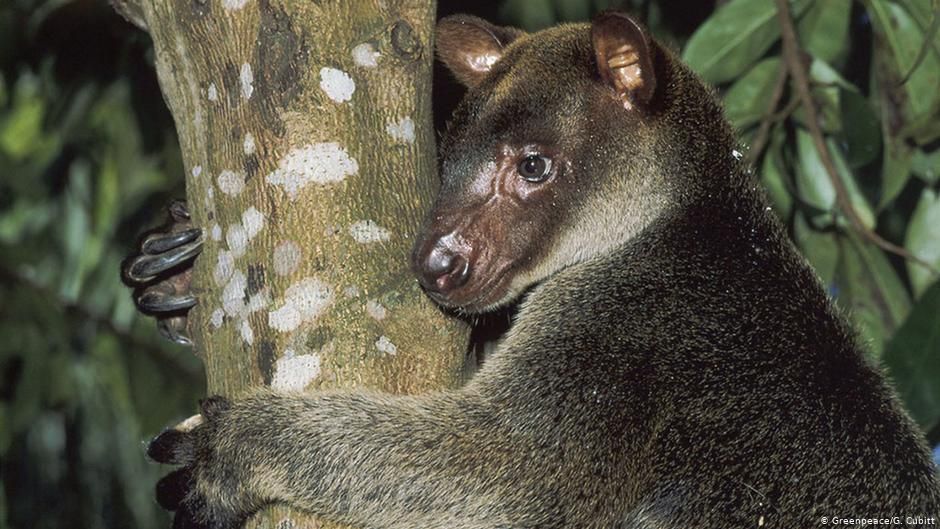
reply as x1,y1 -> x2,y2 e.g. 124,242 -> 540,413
436,15 -> 525,88
591,11 -> 657,111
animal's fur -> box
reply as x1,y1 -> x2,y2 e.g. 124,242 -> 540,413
149,12 -> 940,529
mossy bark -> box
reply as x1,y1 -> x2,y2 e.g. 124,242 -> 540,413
111,0 -> 469,527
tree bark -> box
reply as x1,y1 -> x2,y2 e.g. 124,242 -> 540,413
110,0 -> 470,527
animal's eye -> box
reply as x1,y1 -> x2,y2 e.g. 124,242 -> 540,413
517,155 -> 553,183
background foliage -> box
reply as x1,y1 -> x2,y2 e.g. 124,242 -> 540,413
0,1 -> 937,528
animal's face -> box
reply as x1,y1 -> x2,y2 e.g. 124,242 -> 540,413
412,12 -> 667,313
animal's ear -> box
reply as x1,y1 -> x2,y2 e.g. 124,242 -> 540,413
591,11 -> 657,110
436,15 -> 525,88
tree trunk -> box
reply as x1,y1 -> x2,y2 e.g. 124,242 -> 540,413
110,0 -> 470,527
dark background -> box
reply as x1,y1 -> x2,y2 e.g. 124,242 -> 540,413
1,1 -> 938,527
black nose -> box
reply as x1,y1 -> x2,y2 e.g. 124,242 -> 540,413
418,244 -> 470,294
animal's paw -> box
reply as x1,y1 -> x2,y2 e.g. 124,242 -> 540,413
122,200 -> 203,347
148,396 -> 256,529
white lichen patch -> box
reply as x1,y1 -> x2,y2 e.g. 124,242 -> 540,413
192,165 -> 202,178
268,277 -> 334,333
211,223 -> 222,241
214,250 -> 235,285
352,43 -> 380,68
223,0 -> 248,10
386,117 -> 415,144
217,170 -> 245,196
243,133 -> 256,155
240,320 -> 254,345
207,83 -> 219,102
319,67 -> 355,103
349,220 -> 391,244
226,223 -> 248,258
343,285 -> 360,298
242,206 -> 265,240
270,349 -> 321,392
273,241 -> 301,276
210,308 -> 225,328
376,335 -> 398,355
222,270 -> 248,317
366,299 -> 387,320
240,63 -> 254,100
265,143 -> 358,199
206,184 -> 215,202
247,289 -> 270,313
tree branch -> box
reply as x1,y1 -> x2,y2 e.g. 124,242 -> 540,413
774,0 -> 939,275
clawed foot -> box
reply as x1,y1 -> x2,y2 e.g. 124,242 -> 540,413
149,396 -> 255,529
123,200 -> 204,346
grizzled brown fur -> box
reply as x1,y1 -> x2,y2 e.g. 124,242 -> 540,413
149,11 -> 940,529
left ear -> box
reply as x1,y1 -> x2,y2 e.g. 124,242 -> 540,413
591,11 -> 657,110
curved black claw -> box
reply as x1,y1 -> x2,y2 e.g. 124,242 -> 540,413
125,232 -> 204,283
158,318 -> 194,347
123,200 -> 203,346
142,228 -> 202,255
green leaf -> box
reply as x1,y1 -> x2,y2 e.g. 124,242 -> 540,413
840,89 -> 882,169
793,212 -> 839,285
828,137 -> 876,230
795,129 -> 876,228
910,146 -> 940,184
724,57 -> 781,130
796,128 -> 836,212
882,280 -> 940,431
905,188 -> 940,299
867,0 -> 940,144
758,127 -> 793,219
878,139 -> 913,209
797,0 -> 851,64
833,234 -> 912,358
682,0 -> 810,84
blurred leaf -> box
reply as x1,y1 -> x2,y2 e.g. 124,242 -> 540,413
0,85 -> 43,160
794,212 -> 839,285
59,160 -> 92,302
499,0 -> 556,31
840,90 -> 882,169
834,234 -> 912,357
797,0 -> 851,64
867,0 -> 940,144
883,280 -> 940,431
724,57 -> 781,130
683,0 -> 810,84
95,153 -> 120,235
910,146 -> 940,184
0,72 -> 7,107
0,199 -> 53,244
554,0 -> 591,21
905,188 -> 940,299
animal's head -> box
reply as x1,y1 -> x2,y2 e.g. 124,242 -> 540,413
412,11 -> 731,313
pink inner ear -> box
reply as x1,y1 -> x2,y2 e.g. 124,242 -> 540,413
605,45 -> 645,109
467,51 -> 501,74
592,12 -> 656,109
